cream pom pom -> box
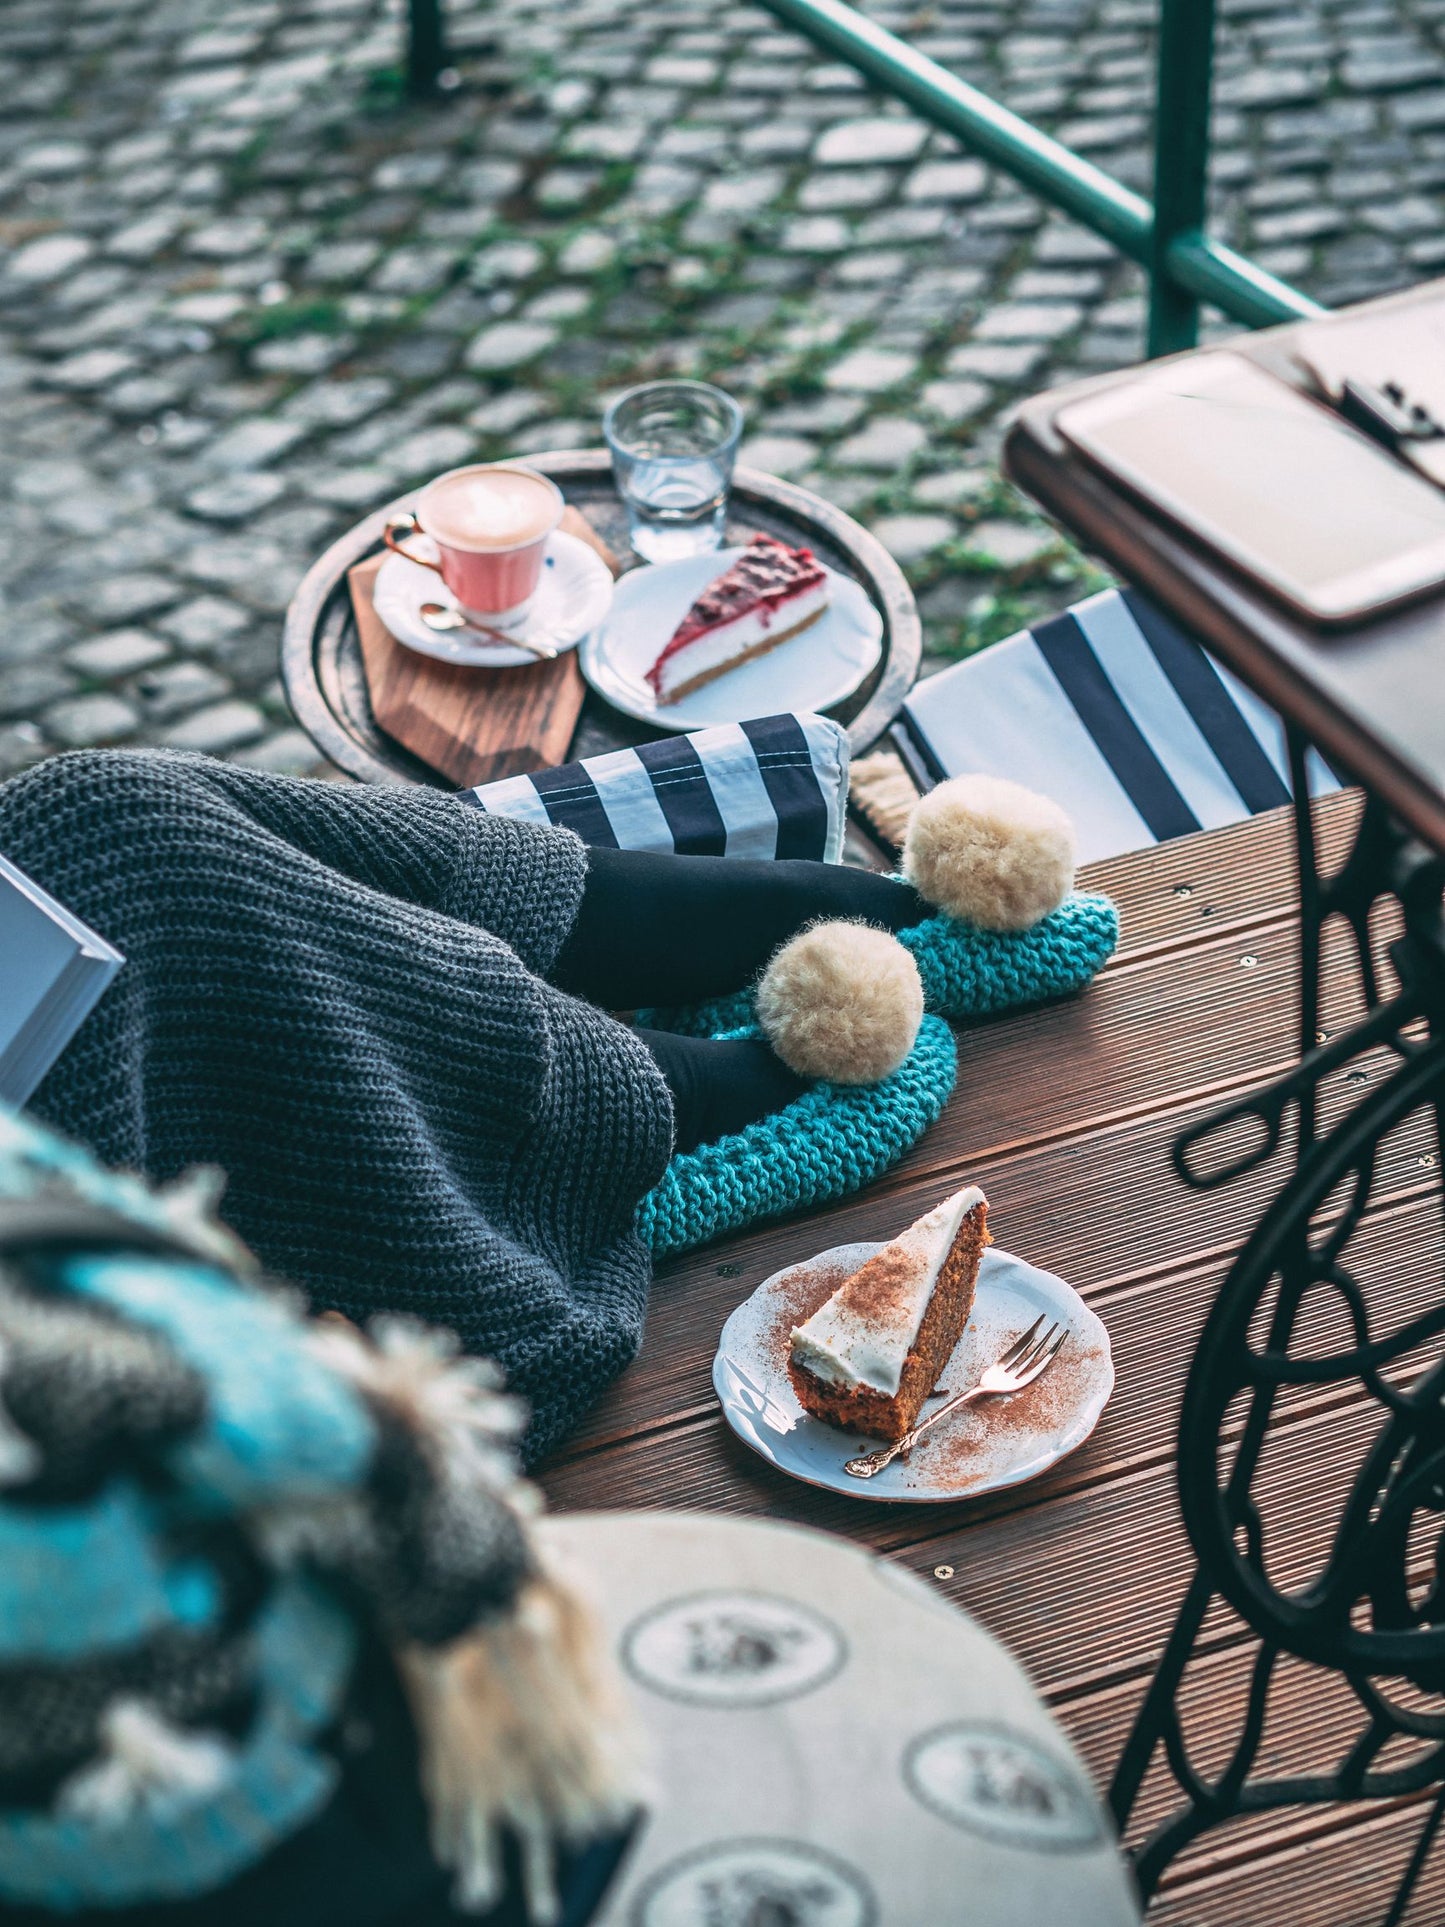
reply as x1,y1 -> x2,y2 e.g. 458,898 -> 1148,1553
903,774 -> 1075,932
756,920 -> 923,1085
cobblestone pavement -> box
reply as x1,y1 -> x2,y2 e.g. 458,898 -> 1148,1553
3,0 -> 1444,777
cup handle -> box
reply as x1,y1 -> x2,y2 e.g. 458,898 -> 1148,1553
382,512 -> 444,574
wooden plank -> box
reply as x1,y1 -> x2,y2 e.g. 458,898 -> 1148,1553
1143,1794 -> 1445,1924
550,1007 -> 1422,1464
535,798 -> 1439,1922
1077,787 -> 1360,965
542,1186 -> 1442,1533
546,800 -> 1388,1466
544,1261 -> 1438,1666
539,1073 -> 1445,1915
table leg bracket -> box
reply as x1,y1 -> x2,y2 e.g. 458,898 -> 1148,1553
1113,727 -> 1445,1917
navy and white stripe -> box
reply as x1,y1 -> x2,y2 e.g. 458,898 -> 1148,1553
461,713 -> 850,863
899,587 -> 1338,865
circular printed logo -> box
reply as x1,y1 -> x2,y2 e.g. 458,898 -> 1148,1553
621,1590 -> 846,1708
904,1724 -> 1104,1851
631,1838 -> 877,1927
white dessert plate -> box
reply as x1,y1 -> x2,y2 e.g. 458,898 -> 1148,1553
714,1241 -> 1114,1504
580,546 -> 884,732
373,527 -> 614,667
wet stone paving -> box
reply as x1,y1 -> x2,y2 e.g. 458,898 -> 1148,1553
3,0 -> 1445,775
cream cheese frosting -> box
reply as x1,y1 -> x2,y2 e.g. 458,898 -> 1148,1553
789,1186 -> 986,1396
652,579 -> 830,700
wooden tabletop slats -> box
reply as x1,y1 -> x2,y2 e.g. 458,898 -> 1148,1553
1077,787 -> 1360,966
538,791 -> 1433,1921
553,1021 -> 1425,1470
545,1189 -> 1444,1538
1146,1797 -> 1445,1924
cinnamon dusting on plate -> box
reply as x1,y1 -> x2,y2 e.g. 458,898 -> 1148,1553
914,1341 -> 1105,1492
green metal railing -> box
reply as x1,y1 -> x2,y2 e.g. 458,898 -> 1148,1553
759,0 -> 1326,357
407,0 -> 447,100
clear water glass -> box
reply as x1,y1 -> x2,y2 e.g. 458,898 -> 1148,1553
603,379 -> 744,562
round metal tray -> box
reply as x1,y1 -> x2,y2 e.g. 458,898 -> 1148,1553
282,450 -> 922,787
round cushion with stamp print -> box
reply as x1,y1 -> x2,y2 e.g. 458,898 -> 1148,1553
540,1511 -> 1140,1926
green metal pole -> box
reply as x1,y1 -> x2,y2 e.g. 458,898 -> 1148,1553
1167,233 -> 1325,328
407,0 -> 447,100
1147,0 -> 1217,357
760,0 -> 1153,264
757,0 -> 1322,338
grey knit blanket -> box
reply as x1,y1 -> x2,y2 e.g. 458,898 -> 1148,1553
0,749 -> 674,1462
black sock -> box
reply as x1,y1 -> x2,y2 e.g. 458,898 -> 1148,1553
552,846 -> 928,1009
638,1028 -> 810,1154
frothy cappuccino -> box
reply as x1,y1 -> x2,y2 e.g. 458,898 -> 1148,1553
386,463 -> 567,621
420,465 -> 561,553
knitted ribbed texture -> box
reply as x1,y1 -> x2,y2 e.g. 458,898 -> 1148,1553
636,1016 -> 957,1258
898,892 -> 1119,1015
641,891 -> 1119,1038
0,750 -> 674,1465
633,891 -> 1117,1257
0,1105 -> 540,1916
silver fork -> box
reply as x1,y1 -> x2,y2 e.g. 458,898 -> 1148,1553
843,1314 -> 1068,1479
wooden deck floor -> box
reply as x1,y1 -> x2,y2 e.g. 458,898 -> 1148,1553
539,790 -> 1445,1924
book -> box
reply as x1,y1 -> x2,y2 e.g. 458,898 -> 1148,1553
0,852 -> 123,1108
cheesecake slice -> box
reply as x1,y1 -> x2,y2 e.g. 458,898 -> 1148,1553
788,1187 -> 990,1442
645,534 -> 830,704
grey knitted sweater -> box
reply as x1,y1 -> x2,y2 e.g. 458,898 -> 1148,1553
0,749 -> 674,1462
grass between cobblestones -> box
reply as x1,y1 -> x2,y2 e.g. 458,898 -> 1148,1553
1,0 -> 1442,773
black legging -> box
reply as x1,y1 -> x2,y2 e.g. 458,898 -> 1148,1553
552,849 -> 928,1153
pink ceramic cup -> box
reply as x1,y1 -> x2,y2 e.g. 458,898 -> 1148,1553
383,463 -> 565,621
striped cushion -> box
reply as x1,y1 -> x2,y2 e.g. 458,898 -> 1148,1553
461,713 -> 851,863
898,587 -> 1338,865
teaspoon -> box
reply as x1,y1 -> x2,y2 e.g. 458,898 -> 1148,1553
419,602 -> 558,661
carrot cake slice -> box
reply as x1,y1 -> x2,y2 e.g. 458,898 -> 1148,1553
788,1186 -> 990,1441
644,534 -> 829,704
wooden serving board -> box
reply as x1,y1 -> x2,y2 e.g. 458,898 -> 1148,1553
349,507 -> 619,789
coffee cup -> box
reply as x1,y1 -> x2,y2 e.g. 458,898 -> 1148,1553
383,462 -> 565,623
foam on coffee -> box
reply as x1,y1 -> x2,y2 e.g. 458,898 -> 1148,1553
421,466 -> 560,553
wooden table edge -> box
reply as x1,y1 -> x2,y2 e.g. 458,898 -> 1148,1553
1002,383 -> 1445,853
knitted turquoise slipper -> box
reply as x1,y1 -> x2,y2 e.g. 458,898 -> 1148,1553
636,775 -> 1118,1257
898,890 -> 1118,1016
640,889 -> 1117,1039
635,1013 -> 957,1259
895,771 -> 1120,1011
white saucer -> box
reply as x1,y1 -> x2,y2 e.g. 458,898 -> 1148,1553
713,1242 -> 1113,1504
373,528 -> 615,667
580,546 -> 884,732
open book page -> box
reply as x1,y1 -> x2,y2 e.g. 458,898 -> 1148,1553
0,852 -> 123,1107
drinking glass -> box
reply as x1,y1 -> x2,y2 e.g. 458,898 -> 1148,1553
603,380 -> 744,562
